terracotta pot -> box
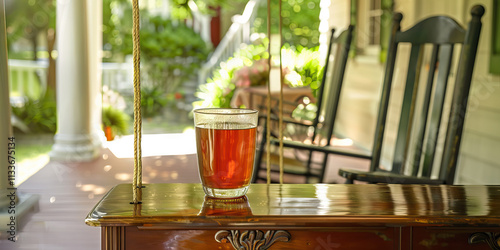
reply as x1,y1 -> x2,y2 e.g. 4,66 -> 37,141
104,126 -> 115,141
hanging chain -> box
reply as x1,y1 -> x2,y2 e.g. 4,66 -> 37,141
131,0 -> 143,204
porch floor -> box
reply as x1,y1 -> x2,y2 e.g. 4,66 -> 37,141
0,133 -> 369,250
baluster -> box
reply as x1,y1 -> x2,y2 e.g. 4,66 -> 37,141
27,68 -> 35,98
17,69 -> 24,98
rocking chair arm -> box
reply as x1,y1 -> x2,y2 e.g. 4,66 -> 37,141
259,114 -> 314,128
338,168 -> 446,184
252,92 -> 310,108
268,138 -> 372,160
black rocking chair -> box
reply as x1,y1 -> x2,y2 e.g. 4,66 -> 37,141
253,25 -> 369,183
338,5 -> 485,184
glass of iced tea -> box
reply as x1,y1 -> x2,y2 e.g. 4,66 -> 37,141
194,108 -> 258,198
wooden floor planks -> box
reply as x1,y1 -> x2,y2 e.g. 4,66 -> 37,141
0,144 -> 367,249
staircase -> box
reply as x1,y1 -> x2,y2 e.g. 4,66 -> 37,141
197,0 -> 262,87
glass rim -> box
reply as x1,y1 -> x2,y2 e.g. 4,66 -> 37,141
193,108 -> 258,115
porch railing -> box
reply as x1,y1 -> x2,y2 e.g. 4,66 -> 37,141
7,59 -> 141,102
8,59 -> 48,105
186,0 -> 212,46
197,0 -> 261,86
101,60 -> 134,94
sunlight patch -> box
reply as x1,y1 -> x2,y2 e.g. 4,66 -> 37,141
105,133 -> 196,158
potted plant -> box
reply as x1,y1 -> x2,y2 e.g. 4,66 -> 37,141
141,86 -> 168,118
102,106 -> 130,141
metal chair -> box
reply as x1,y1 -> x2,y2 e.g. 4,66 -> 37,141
252,25 -> 370,183
338,5 -> 485,184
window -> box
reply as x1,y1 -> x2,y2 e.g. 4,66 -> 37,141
490,1 -> 500,75
352,0 -> 393,61
368,0 -> 382,46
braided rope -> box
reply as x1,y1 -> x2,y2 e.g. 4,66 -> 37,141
132,0 -> 142,204
265,0 -> 285,184
265,0 -> 271,184
278,0 -> 284,184
266,0 -> 271,184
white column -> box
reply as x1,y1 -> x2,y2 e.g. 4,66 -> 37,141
88,0 -> 103,153
320,0 -> 332,65
324,0 -> 350,63
50,0 -> 103,161
0,0 -> 13,208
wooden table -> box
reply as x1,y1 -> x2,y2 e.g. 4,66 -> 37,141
86,184 -> 500,249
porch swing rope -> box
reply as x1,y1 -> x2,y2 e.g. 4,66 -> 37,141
278,0 -> 284,184
265,0 -> 271,184
132,0 -> 143,204
265,0 -> 284,184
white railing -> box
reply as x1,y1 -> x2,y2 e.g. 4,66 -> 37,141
101,60 -> 134,94
143,0 -> 212,46
197,0 -> 261,86
187,0 -> 212,46
8,60 -> 140,101
8,59 -> 48,105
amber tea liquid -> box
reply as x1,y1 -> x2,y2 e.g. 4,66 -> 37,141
196,122 -> 256,197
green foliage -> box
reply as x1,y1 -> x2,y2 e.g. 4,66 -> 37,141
102,0 -> 131,60
140,16 -> 209,94
102,0 -> 136,61
12,91 -> 57,134
170,0 -> 246,20
194,43 -> 269,108
194,43 -> 323,108
291,103 -> 317,121
103,8 -> 209,94
102,0 -> 244,56
253,0 -> 321,47
141,86 -> 168,118
102,106 -> 130,136
282,45 -> 322,92
5,0 -> 56,58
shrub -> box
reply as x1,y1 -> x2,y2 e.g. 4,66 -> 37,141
193,43 -> 322,108
194,43 -> 269,108
141,86 -> 168,118
103,7 -> 210,95
139,17 -> 210,95
12,91 -> 57,134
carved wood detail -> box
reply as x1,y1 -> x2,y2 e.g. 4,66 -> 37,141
469,232 -> 500,250
215,230 -> 291,250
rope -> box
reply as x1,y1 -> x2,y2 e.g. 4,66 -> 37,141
278,0 -> 284,184
265,0 -> 271,184
131,0 -> 142,204
265,0 -> 284,184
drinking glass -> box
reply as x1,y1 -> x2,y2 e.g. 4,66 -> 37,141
194,108 -> 258,198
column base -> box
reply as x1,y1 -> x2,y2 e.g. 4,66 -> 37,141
50,132 -> 103,162
0,190 -> 11,208
0,192 -> 39,240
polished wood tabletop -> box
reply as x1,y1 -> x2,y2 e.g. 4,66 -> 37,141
86,183 -> 500,228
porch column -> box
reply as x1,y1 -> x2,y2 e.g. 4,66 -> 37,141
0,0 -> 12,208
50,0 -> 103,161
324,0 -> 350,61
1,1 -> 39,240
